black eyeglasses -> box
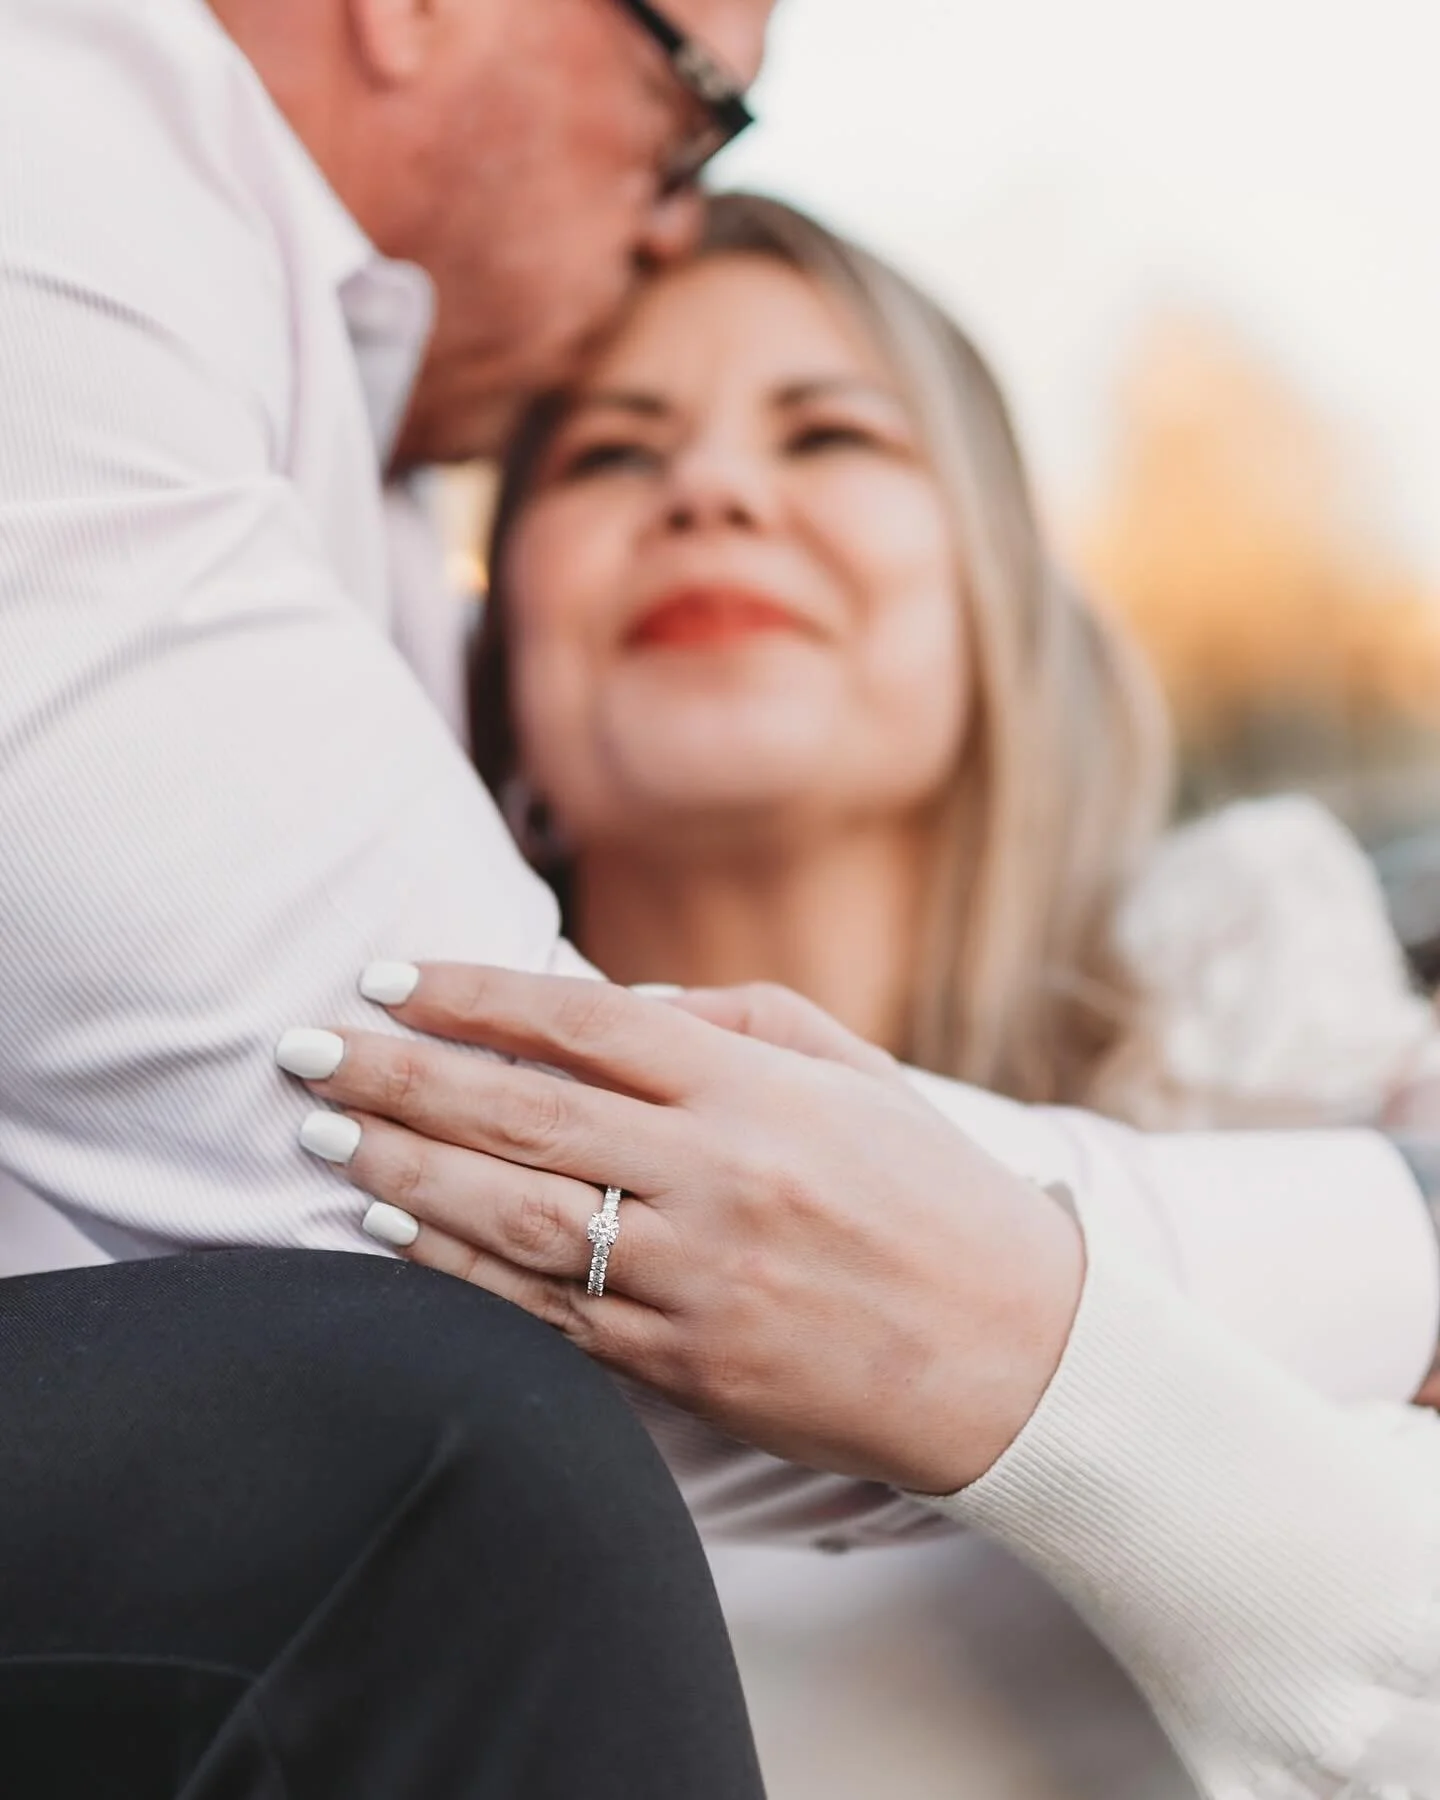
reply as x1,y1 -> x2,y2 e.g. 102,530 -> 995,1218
610,0 -> 756,194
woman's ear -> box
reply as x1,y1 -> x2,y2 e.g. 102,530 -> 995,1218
345,0 -> 444,85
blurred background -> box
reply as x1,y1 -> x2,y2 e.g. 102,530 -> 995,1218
725,0 -> 1440,966
449,0 -> 1440,962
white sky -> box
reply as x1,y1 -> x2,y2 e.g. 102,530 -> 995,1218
714,0 -> 1440,574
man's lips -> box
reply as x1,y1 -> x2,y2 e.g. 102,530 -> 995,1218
625,588 -> 816,651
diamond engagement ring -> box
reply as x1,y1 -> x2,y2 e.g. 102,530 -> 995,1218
585,1186 -> 623,1298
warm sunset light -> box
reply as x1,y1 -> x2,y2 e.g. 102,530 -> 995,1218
1082,316 -> 1440,750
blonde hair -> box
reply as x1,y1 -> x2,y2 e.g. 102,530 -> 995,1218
473,192 -> 1172,1106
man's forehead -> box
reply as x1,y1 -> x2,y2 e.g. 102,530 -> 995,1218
662,0 -> 775,89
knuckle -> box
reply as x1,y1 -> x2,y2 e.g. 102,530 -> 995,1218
726,982 -> 772,1038
592,1317 -> 655,1386
503,1185 -> 569,1266
387,1137 -> 435,1211
743,980 -> 797,1029
713,1132 -> 789,1218
551,981 -> 626,1055
499,1079 -> 570,1158
679,1334 -> 754,1413
769,1165 -> 828,1227
457,1244 -> 490,1289
376,1044 -> 425,1115
534,1277 -> 586,1338
449,963 -> 498,1028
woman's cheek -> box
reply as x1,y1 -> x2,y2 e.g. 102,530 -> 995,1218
512,639 -> 609,827
507,494 -> 636,720
863,593 -> 969,801
505,493 -> 616,635
806,466 -> 952,593
822,479 -> 967,794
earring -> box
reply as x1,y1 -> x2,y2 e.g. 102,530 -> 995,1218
501,775 -> 569,868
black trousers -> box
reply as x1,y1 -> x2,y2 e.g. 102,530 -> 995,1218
0,1250 -> 765,1798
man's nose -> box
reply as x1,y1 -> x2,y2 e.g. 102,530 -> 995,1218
636,186 -> 706,270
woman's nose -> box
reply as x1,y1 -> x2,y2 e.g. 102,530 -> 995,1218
660,445 -> 772,535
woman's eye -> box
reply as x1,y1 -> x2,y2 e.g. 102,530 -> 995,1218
556,440 -> 662,481
786,423 -> 879,456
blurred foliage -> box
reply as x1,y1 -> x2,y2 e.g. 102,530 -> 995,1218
1080,315 -> 1440,843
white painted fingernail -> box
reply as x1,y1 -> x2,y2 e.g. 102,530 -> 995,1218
631,982 -> 683,1000
362,1201 -> 420,1248
359,961 -> 421,1005
299,1110 -> 362,1165
275,1028 -> 346,1080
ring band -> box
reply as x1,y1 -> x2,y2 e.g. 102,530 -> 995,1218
585,1186 -> 623,1298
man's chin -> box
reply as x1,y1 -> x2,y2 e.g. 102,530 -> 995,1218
390,285 -> 643,473
388,387 -> 527,473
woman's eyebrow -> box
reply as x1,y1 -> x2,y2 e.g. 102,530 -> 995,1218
568,389 -> 672,420
772,376 -> 902,409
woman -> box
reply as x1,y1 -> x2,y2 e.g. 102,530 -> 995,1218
464,191 -> 1440,1797
472,191 -> 1440,1134
275,194 -> 1440,1799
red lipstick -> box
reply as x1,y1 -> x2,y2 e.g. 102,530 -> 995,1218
627,588 -> 812,650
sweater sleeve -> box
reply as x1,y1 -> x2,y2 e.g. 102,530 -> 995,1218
906,1068 -> 1440,1405
917,1232 -> 1440,1799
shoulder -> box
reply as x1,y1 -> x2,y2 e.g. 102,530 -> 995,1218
1113,797 -> 1437,1126
1,1 -> 296,402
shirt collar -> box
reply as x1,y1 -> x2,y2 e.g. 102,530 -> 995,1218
266,102 -> 436,467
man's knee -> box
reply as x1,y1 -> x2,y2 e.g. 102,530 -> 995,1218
0,1250 -> 679,1665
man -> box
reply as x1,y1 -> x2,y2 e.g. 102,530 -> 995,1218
2,1 -> 1439,1795
0,1 -> 775,1793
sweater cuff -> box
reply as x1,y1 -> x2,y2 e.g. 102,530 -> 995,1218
904,1067 -> 1440,1404
914,1242 -> 1440,1795
1141,1128 -> 1440,1402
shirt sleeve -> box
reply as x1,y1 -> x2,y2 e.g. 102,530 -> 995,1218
0,232 -> 574,1260
918,1235 -> 1440,1799
905,1071 -> 1440,1404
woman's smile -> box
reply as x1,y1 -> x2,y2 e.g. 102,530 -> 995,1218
625,585 -> 821,652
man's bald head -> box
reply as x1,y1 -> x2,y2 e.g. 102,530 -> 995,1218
210,0 -> 774,462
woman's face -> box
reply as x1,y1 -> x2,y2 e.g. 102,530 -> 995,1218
501,252 -> 969,851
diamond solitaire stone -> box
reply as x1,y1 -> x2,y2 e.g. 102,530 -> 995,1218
587,1212 -> 620,1250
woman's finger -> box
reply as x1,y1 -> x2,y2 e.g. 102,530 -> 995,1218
300,1109 -> 676,1303
382,1211 -> 677,1383
278,1026 -> 683,1195
357,962 -> 734,1101
662,982 -> 901,1079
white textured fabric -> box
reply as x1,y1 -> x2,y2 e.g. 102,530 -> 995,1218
927,1237 -> 1440,1800
1116,795 -> 1440,1128
5,5 -> 1440,1793
906,1077 -> 1440,1406
723,1076 -> 1440,1800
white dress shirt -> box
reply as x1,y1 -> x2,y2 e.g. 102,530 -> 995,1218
4,4 -> 1440,1794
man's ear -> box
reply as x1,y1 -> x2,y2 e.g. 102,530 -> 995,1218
345,0 -> 444,85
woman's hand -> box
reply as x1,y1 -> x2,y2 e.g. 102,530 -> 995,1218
276,966 -> 1084,1495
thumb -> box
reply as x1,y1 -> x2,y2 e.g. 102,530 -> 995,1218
643,981 -> 900,1079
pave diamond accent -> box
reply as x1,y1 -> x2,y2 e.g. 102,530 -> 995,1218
585,1187 -> 623,1298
